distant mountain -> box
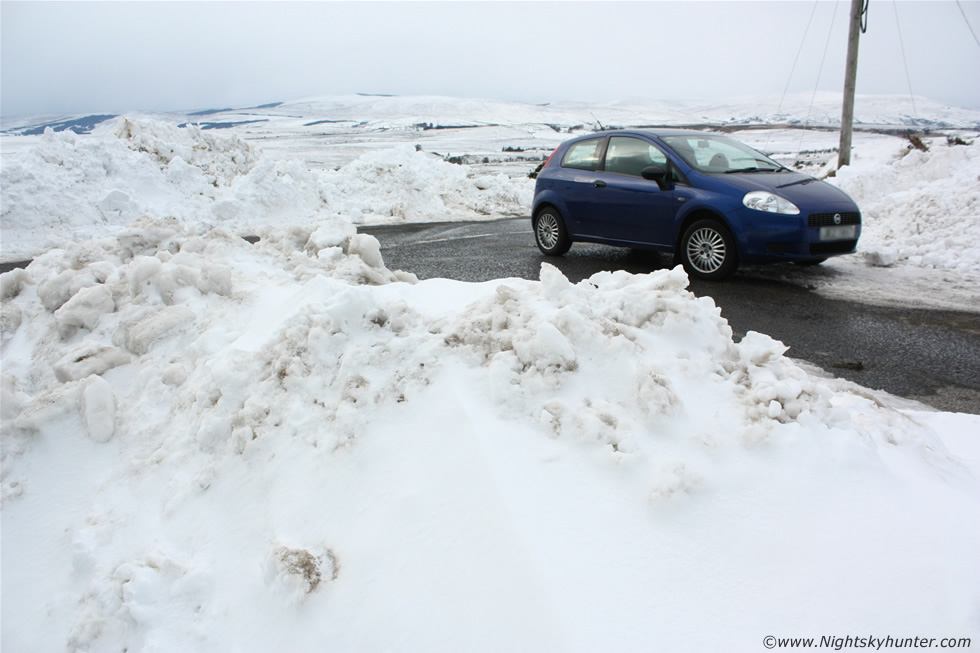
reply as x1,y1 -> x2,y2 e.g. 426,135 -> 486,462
3,93 -> 978,136
2,114 -> 118,136
203,92 -> 980,130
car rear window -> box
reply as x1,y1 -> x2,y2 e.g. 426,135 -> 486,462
561,139 -> 602,171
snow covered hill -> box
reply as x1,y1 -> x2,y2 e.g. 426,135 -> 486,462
4,91 -> 979,136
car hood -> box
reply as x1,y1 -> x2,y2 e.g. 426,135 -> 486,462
716,171 -> 857,207
715,171 -> 854,204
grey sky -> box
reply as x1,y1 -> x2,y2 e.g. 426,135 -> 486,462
2,0 -> 979,118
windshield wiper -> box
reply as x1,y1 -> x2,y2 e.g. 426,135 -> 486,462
725,167 -> 781,174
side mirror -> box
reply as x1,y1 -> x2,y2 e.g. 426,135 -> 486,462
641,164 -> 670,190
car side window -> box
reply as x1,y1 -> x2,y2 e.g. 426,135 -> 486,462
604,136 -> 668,178
561,138 -> 603,171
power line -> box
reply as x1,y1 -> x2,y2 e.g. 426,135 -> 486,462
800,0 -> 840,156
777,0 -> 821,114
892,1 -> 919,122
955,0 -> 980,49
769,0 -> 820,154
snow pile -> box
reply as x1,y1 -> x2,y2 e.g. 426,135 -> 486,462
317,144 -> 531,223
114,117 -> 262,187
0,119 -> 262,260
0,216 -> 413,452
2,215 -> 978,648
0,118 -> 533,262
831,139 -> 980,273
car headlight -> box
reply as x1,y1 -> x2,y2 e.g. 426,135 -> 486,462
743,191 -> 800,215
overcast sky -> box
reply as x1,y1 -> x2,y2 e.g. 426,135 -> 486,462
2,0 -> 979,118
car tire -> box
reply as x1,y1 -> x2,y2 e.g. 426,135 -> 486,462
534,208 -> 572,256
680,219 -> 738,281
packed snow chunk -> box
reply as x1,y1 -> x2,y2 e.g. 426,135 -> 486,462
737,331 -> 790,366
305,220 -> 356,254
111,555 -> 215,647
54,284 -> 115,332
128,255 -> 164,293
152,264 -> 201,305
117,216 -> 184,259
79,375 -> 116,443
54,345 -> 131,383
513,322 -> 578,372
12,382 -> 81,433
198,263 -> 232,297
120,305 -> 195,355
346,233 -> 385,269
161,364 -> 188,387
268,544 -> 339,598
768,399 -> 784,419
635,366 -> 682,417
97,189 -> 139,220
0,303 -> 23,338
0,267 -> 33,301
863,248 -> 899,267
193,352 -> 265,451
538,262 -> 574,300
70,526 -> 102,574
37,268 -> 102,312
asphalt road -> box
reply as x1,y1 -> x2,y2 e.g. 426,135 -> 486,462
363,217 -> 980,415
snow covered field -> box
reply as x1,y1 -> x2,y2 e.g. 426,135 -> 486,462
2,95 -> 979,650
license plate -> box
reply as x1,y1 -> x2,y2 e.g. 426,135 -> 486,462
819,225 -> 856,241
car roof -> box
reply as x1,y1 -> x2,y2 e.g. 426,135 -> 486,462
568,128 -> 718,141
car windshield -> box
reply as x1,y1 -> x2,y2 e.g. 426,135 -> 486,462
661,134 -> 785,174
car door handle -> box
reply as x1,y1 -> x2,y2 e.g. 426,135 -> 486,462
593,180 -> 607,188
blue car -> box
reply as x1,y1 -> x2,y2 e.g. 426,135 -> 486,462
532,129 -> 861,280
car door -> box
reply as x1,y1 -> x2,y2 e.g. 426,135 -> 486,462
580,136 -> 678,247
550,136 -> 607,234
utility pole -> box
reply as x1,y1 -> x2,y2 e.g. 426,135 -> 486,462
838,0 -> 868,169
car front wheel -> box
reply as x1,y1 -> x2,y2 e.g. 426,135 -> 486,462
680,219 -> 738,281
534,209 -> 571,256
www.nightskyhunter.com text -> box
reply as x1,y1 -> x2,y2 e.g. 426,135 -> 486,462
763,635 -> 972,650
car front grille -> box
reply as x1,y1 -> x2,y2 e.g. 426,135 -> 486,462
808,212 -> 861,227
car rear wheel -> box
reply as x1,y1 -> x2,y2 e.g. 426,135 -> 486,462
534,209 -> 571,256
680,219 -> 738,281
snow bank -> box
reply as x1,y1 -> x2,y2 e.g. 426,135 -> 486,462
831,138 -> 980,274
2,215 -> 978,648
0,118 -> 533,262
